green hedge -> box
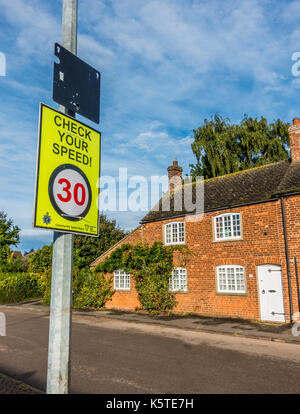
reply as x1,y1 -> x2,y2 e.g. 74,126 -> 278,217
73,269 -> 114,309
134,263 -> 177,315
42,268 -> 115,309
0,272 -> 27,281
0,273 -> 45,303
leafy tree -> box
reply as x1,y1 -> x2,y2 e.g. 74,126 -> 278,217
28,244 -> 53,273
190,114 -> 290,179
0,211 -> 20,264
29,215 -> 127,273
73,214 -> 127,269
1,257 -> 28,273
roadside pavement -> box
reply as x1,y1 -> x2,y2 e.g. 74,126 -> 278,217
0,372 -> 43,394
4,299 -> 300,345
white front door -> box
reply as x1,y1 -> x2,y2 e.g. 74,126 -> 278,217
257,264 -> 285,323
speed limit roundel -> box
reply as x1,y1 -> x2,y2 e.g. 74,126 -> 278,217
48,164 -> 92,221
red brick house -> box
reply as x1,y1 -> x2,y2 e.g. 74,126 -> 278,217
91,120 -> 300,323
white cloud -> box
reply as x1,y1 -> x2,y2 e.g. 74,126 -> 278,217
5,79 -> 48,98
78,33 -> 115,63
0,0 -> 59,63
281,1 -> 300,22
134,131 -> 169,151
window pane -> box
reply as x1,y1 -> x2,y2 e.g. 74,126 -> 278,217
217,266 -> 245,293
165,222 -> 184,244
224,215 -> 232,237
227,267 -> 236,291
166,224 -> 172,244
215,214 -> 241,239
218,267 -> 227,291
125,274 -> 130,289
180,268 -> 187,290
172,223 -> 178,242
114,271 -> 119,289
215,217 -> 223,239
114,270 -> 130,290
178,222 -> 185,242
235,267 -> 245,291
119,276 -> 124,289
174,276 -> 179,290
232,214 -> 241,237
170,268 -> 187,291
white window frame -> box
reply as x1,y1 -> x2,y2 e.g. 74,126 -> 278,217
169,267 -> 187,292
114,269 -> 130,291
214,213 -> 242,241
216,265 -> 246,294
164,221 -> 185,245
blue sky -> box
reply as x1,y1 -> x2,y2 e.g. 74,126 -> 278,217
1,0 -> 300,253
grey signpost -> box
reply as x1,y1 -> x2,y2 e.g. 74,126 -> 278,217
46,0 -> 78,394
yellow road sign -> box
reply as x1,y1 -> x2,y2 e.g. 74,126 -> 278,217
33,103 -> 101,236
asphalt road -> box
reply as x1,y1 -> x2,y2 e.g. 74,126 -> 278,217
0,306 -> 300,394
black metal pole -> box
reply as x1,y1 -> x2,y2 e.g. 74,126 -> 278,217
294,257 -> 300,313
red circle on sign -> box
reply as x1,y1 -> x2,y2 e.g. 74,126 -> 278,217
48,164 -> 91,221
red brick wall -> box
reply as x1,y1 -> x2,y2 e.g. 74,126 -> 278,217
139,203 -> 284,320
91,226 -> 143,310
91,196 -> 300,321
280,195 -> 300,320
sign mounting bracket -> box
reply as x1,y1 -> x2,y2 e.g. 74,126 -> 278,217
53,43 -> 101,124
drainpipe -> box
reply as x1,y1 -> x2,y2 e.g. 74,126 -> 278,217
280,195 -> 293,323
294,257 -> 300,313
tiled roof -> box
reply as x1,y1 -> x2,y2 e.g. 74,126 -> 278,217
141,160 -> 300,223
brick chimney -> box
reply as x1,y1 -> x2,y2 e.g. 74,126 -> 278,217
167,157 -> 183,191
288,118 -> 300,162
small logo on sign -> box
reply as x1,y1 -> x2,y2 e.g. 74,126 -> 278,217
43,213 -> 51,225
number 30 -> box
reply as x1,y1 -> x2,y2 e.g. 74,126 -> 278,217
57,178 -> 86,206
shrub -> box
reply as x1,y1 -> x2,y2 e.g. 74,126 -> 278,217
73,270 -> 114,309
0,272 -> 28,281
42,268 -> 115,309
95,241 -> 192,315
41,270 -> 51,306
73,268 -> 88,293
134,263 -> 177,315
0,273 -> 45,303
28,245 -> 52,273
0,257 -> 28,273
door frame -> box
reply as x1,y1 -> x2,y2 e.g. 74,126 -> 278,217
256,264 -> 286,323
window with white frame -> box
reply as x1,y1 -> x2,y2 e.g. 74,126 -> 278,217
214,213 -> 241,240
217,265 -> 246,293
114,270 -> 130,290
169,267 -> 187,292
165,222 -> 185,245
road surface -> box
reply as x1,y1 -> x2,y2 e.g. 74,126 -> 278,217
0,306 -> 299,394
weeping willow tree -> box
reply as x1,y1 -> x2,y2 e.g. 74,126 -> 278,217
190,114 -> 290,179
